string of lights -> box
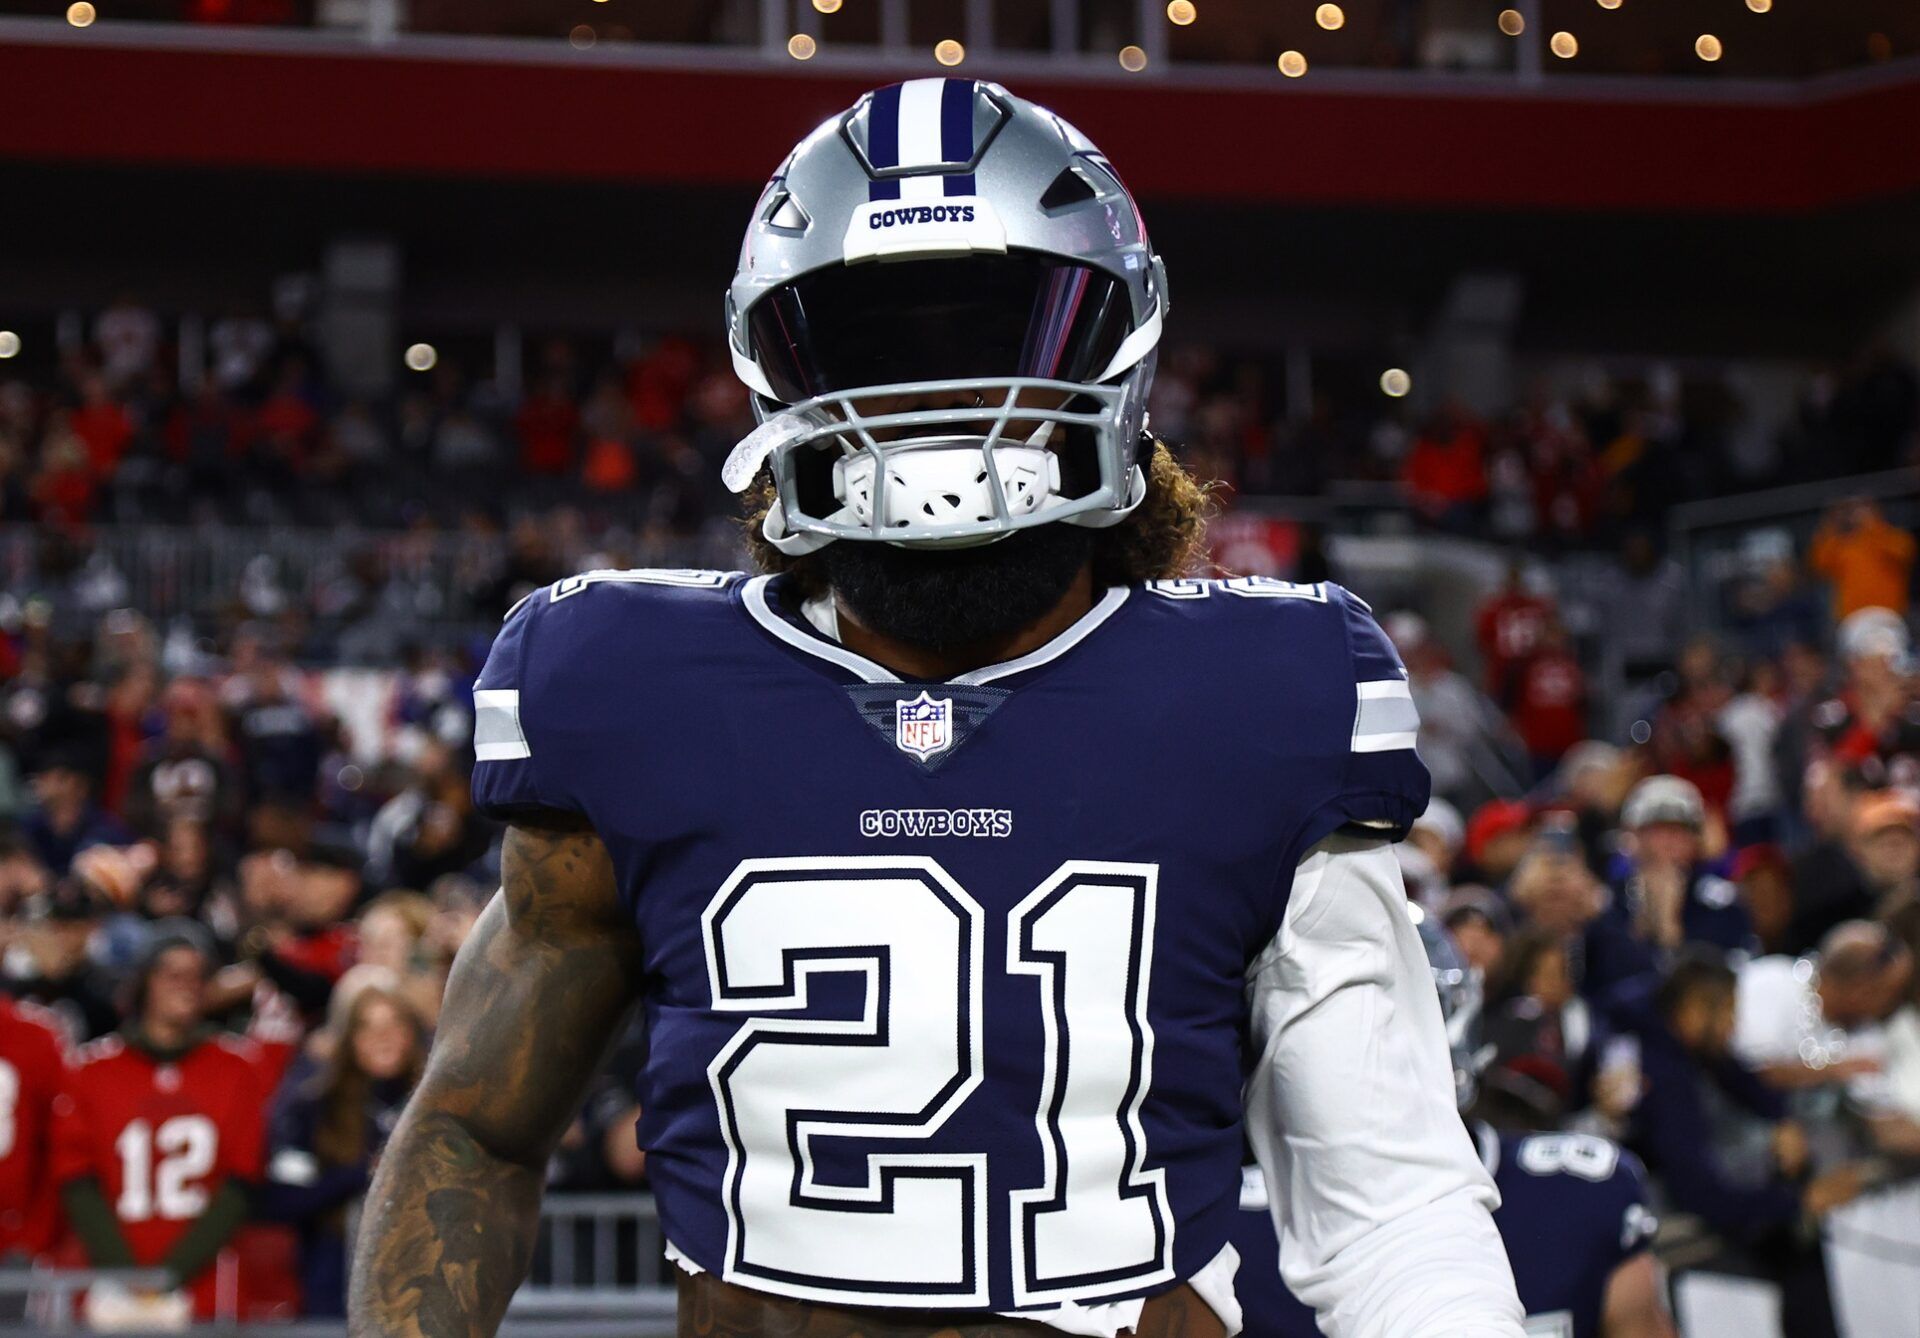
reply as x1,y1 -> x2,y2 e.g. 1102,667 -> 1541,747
45,1 -> 1915,80
769,0 -> 1795,77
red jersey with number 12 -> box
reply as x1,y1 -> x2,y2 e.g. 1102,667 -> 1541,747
51,1034 -> 269,1312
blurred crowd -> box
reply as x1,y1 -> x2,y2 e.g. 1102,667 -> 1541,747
0,295 -> 1918,1327
0,591 -> 656,1320
5,294 -> 1916,576
1174,349 -> 1920,549
1376,520 -> 1920,1333
1,297 -> 751,542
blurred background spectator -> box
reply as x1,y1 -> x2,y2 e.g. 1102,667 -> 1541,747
262,976 -> 425,1317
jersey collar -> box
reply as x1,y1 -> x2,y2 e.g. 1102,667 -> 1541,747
741,573 -> 1131,686
122,1022 -> 216,1065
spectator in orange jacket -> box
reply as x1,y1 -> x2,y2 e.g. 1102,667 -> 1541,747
1809,498 -> 1914,619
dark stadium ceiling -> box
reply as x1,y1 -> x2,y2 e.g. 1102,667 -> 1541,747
0,160 -> 1915,363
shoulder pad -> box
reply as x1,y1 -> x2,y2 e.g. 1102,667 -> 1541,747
472,569 -> 741,822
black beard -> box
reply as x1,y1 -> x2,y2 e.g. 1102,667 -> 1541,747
822,524 -> 1095,654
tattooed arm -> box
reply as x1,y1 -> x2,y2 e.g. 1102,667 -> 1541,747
348,818 -> 643,1338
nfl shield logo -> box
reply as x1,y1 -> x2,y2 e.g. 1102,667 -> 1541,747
895,690 -> 954,762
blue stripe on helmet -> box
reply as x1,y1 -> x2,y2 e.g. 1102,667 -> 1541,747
940,78 -> 973,164
941,78 -> 975,196
867,83 -> 902,201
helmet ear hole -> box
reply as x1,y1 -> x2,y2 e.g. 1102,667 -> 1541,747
791,446 -> 844,522
1051,424 -> 1102,498
764,191 -> 811,233
1039,167 -> 1098,211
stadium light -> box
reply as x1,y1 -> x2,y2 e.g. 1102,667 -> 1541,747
1550,30 -> 1578,58
788,33 -> 817,59
812,0 -> 842,12
66,2 -> 95,26
405,343 -> 438,372
1380,368 -> 1411,398
1695,33 -> 1723,61
934,38 -> 965,65
1315,4 -> 1344,30
1596,0 -> 1621,9
1497,9 -> 1525,37
1166,2 -> 1196,27
1118,45 -> 1149,71
0,332 -> 19,359
1278,49 -> 1307,77
1746,0 -> 1770,11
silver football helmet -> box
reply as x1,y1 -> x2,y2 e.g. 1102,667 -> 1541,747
722,78 -> 1170,554
1419,913 -> 1490,1113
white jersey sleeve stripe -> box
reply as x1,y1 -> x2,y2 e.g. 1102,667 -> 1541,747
473,688 -> 531,761
1352,680 -> 1418,752
1351,731 -> 1418,755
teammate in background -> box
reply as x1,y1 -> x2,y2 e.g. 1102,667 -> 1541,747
352,80 -> 1523,1338
1234,920 -> 1676,1338
51,923 -> 269,1322
0,991 -> 67,1263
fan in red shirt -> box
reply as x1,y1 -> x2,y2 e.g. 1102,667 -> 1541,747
51,924 -> 272,1321
1475,562 -> 1556,695
1401,401 -> 1489,529
515,372 -> 581,476
0,993 -> 67,1261
1502,619 -> 1590,780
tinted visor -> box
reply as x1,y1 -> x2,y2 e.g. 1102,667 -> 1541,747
747,253 -> 1135,404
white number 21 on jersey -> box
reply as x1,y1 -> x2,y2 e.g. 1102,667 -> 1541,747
703,857 -> 1173,1307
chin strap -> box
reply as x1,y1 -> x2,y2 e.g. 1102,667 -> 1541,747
761,498 -> 837,556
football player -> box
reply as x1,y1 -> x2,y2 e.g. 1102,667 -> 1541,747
1232,921 -> 1672,1338
351,81 -> 1524,1338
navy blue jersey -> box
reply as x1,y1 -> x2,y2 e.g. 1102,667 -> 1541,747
1489,1130 -> 1656,1338
1232,1128 -> 1653,1338
469,569 -> 1427,1313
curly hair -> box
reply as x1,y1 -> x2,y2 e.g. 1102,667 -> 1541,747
739,439 -> 1216,598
